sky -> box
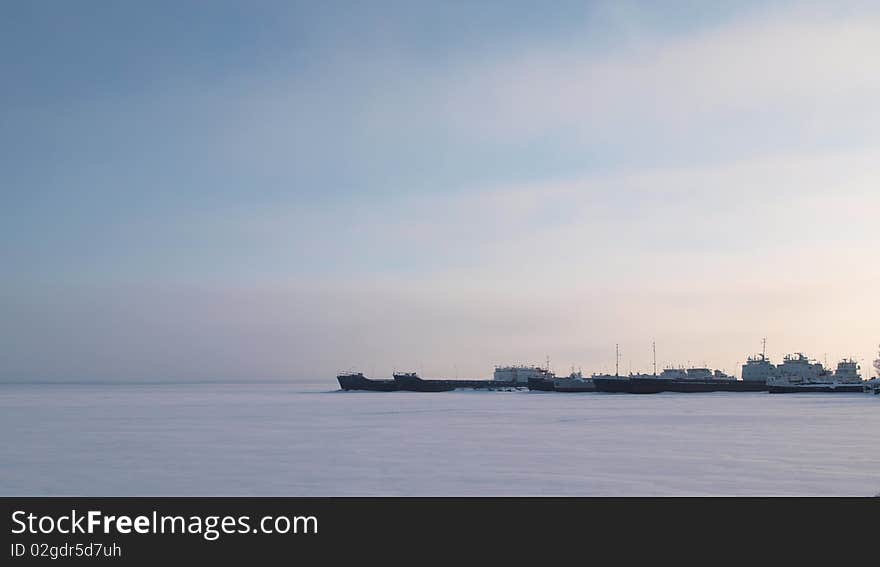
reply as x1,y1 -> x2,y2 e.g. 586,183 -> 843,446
2,1 -> 879,381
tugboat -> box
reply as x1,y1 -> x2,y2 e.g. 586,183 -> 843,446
767,354 -> 865,393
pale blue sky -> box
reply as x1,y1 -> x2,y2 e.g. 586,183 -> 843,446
2,1 -> 879,381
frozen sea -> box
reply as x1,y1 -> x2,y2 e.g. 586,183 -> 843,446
1,381 -> 878,496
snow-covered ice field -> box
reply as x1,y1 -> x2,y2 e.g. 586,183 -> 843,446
2,382 -> 878,496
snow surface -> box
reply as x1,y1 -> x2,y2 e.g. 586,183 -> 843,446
1,382 -> 878,496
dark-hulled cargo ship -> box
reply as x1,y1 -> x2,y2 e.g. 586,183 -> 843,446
336,372 -> 398,391
592,367 -> 769,394
592,347 -> 775,394
662,368 -> 768,392
337,371 -> 522,392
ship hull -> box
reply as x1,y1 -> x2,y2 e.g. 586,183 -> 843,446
394,379 -> 522,391
338,375 -> 523,392
665,380 -> 768,393
527,378 -> 556,391
552,380 -> 596,392
594,377 -> 768,394
392,375 -> 456,392
593,377 -> 666,394
768,383 -> 866,393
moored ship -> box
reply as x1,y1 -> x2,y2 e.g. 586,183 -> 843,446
337,367 -> 528,392
660,367 -> 768,393
767,354 -> 865,393
336,372 -> 398,391
592,368 -> 766,394
495,364 -> 554,385
592,343 -> 768,393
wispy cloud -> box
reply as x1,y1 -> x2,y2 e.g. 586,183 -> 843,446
349,5 -> 880,151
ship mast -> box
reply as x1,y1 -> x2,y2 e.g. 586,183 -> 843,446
652,341 -> 657,376
615,344 -> 620,377
762,337 -> 767,361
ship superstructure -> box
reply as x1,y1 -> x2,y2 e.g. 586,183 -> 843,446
775,353 -> 832,382
658,367 -> 736,381
494,365 -> 554,384
550,370 -> 596,392
742,355 -> 778,382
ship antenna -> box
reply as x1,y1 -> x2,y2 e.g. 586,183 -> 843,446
762,337 -> 767,360
653,341 -> 657,376
615,344 -> 620,377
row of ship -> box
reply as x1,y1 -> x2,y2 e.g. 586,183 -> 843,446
337,344 -> 880,395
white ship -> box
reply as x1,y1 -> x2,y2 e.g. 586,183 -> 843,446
767,353 -> 864,393
493,364 -> 554,384
742,352 -> 779,383
737,339 -> 778,384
